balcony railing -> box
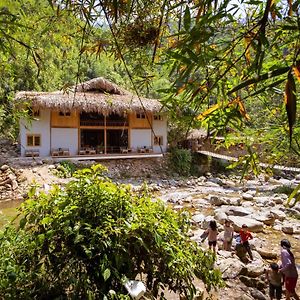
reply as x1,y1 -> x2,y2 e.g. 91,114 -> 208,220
106,120 -> 128,126
80,120 -> 128,127
80,120 -> 105,126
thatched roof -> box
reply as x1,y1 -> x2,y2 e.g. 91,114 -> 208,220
15,77 -> 163,115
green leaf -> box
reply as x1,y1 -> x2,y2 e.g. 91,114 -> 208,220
184,6 -> 191,31
286,182 -> 300,207
102,268 -> 111,281
228,66 -> 290,95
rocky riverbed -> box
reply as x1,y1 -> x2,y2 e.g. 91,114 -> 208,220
1,157 -> 300,299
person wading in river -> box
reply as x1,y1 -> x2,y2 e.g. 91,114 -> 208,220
279,239 -> 299,300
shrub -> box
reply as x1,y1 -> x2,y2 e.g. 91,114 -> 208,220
53,160 -> 76,178
168,147 -> 192,176
0,164 -> 222,299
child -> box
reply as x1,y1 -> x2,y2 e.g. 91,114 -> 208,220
239,224 -> 253,261
266,263 -> 283,300
223,220 -> 234,251
205,220 -> 218,254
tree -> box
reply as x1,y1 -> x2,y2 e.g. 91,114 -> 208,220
0,165 -> 222,299
48,0 -> 300,164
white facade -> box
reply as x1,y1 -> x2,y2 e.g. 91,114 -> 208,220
152,117 -> 168,153
130,129 -> 152,150
20,109 -> 51,157
51,128 -> 78,156
20,109 -> 168,157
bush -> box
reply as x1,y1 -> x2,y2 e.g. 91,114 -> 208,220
0,164 -> 222,299
53,160 -> 76,178
168,147 -> 192,176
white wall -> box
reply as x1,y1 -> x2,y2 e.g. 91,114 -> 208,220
51,128 -> 78,156
152,118 -> 167,153
131,129 -> 152,150
20,109 -> 51,157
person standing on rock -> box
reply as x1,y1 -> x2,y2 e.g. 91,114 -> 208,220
204,220 -> 218,254
279,239 -> 299,300
223,219 -> 234,251
239,224 -> 253,261
266,262 -> 283,300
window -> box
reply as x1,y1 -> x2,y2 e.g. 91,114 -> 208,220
154,114 -> 163,121
27,134 -> 41,147
154,136 -> 163,146
136,113 -> 145,119
59,111 -> 71,117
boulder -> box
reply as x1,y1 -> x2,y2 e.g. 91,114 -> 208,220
242,251 -> 265,277
255,247 -> 278,259
242,193 -> 254,201
217,257 -> 245,279
270,208 -> 286,221
252,211 -> 275,225
224,206 -> 254,217
249,288 -> 268,300
228,216 -> 264,232
209,195 -> 227,206
282,226 -> 293,234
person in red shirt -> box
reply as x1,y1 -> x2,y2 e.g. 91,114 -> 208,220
240,224 -> 253,261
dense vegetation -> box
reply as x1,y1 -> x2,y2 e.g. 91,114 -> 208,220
1,0 -> 300,166
0,165 -> 222,299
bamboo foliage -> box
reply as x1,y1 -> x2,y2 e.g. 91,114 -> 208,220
284,72 -> 297,142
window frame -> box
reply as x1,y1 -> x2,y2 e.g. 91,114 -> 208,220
154,135 -> 163,146
136,113 -> 146,119
27,134 -> 41,147
154,114 -> 163,121
59,111 -> 71,117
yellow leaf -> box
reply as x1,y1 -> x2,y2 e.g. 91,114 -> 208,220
197,103 -> 220,120
270,0 -> 276,20
288,0 -> 293,16
237,97 -> 251,121
293,60 -> 300,83
244,36 -> 251,65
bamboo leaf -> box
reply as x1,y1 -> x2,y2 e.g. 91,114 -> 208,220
293,60 -> 300,83
286,183 -> 300,207
197,103 -> 221,120
288,0 -> 293,16
184,6 -> 191,31
284,72 -> 297,143
228,66 -> 290,95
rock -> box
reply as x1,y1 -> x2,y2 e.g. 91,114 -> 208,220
11,180 -> 18,190
224,206 -> 254,217
240,294 -> 254,300
270,208 -> 286,221
243,251 -> 265,277
255,247 -> 278,259
0,164 -> 9,171
215,210 -> 228,223
242,193 -> 254,201
209,195 -> 227,206
217,257 -> 245,279
239,276 -> 266,291
191,213 -> 206,224
227,197 -> 241,206
249,288 -> 268,300
228,216 -> 264,232
252,212 -> 275,225
282,226 -> 293,234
